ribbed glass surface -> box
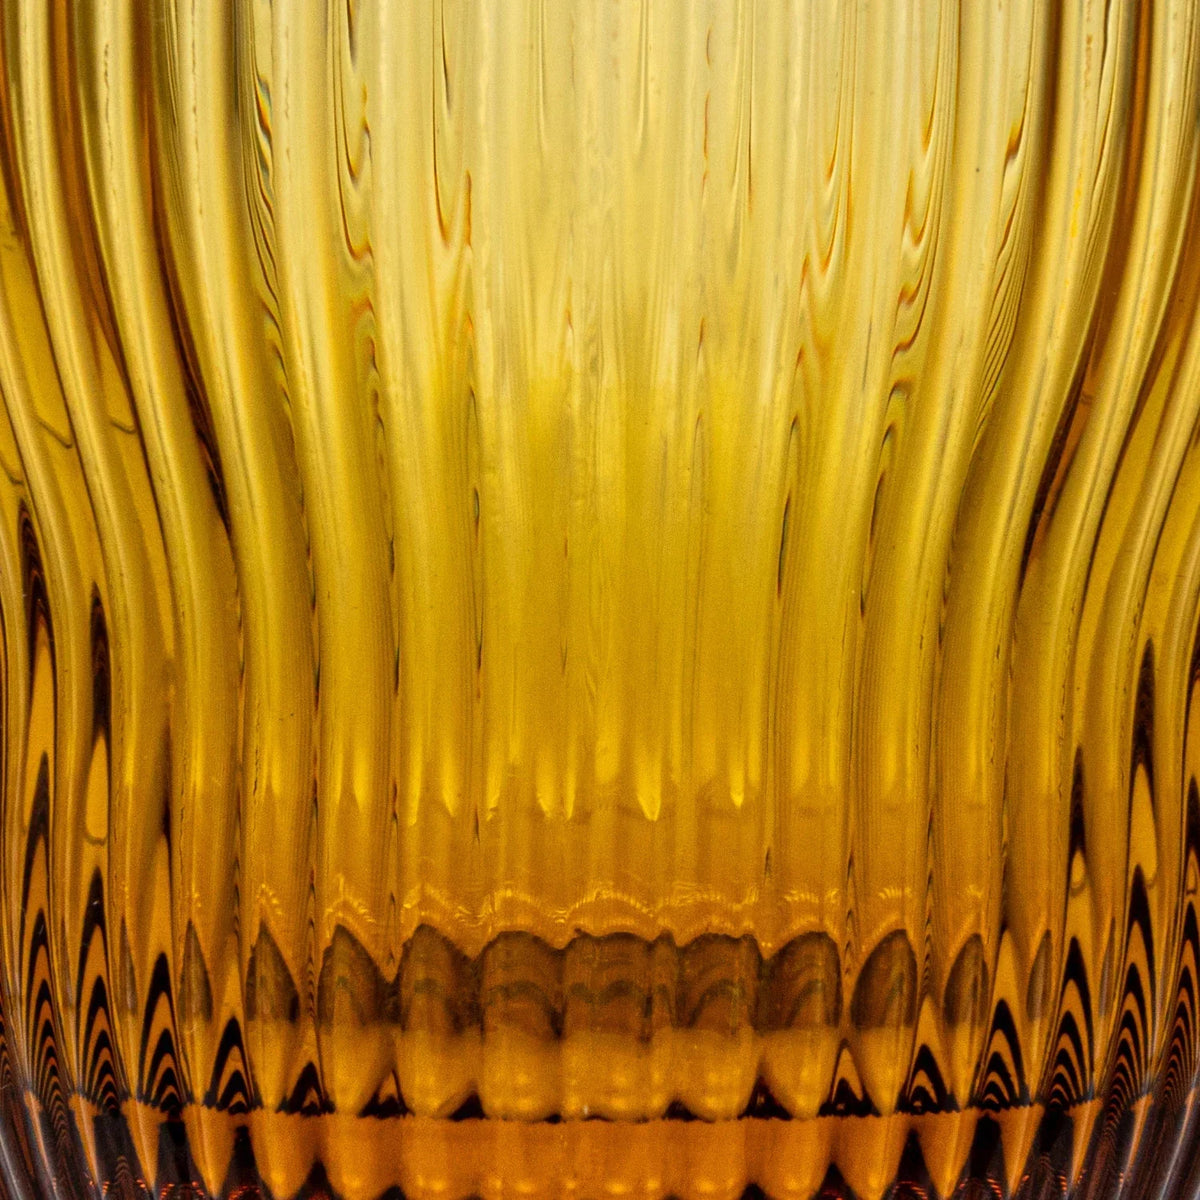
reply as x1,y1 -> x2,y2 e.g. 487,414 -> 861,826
1,2 -> 1200,1198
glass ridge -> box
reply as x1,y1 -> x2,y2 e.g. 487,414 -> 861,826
0,1 -> 1199,1197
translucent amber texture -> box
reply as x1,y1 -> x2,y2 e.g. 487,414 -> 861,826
1,2 -> 1200,1198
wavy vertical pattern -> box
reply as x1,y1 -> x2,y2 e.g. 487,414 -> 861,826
0,2 -> 1199,1197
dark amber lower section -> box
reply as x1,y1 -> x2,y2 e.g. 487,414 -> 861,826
2,922 -> 1200,1199
4,1098 -> 1200,1200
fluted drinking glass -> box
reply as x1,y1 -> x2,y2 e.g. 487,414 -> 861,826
1,3 -> 1200,1198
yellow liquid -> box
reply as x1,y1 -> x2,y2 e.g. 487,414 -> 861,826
1,2 -> 1200,1197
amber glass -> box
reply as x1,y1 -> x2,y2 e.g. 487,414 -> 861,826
1,2 -> 1200,1198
